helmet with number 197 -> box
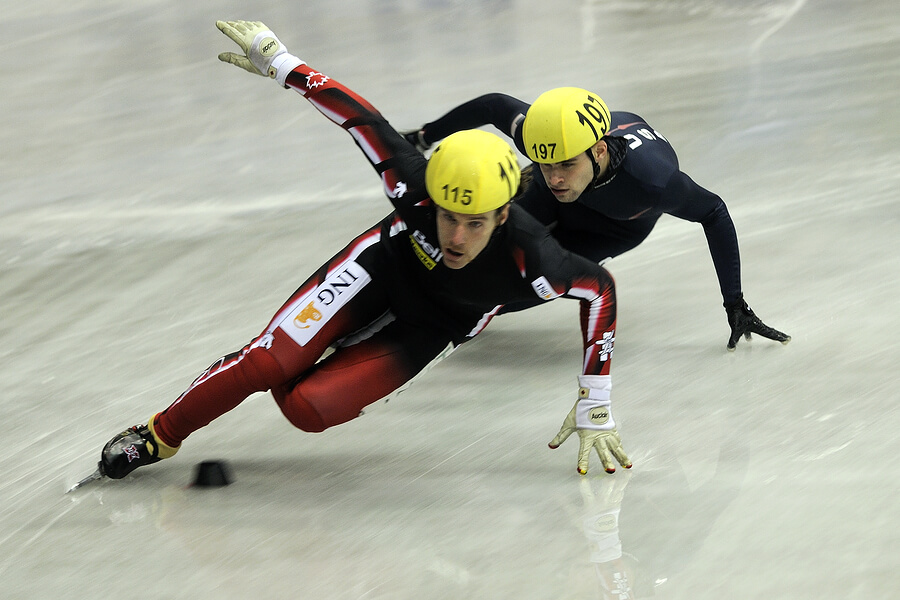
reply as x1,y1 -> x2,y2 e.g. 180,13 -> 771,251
521,87 -> 611,164
425,129 -> 521,214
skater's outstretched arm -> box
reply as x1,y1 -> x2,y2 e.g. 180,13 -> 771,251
215,20 -> 427,208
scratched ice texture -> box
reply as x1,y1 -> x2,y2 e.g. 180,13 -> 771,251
1,1 -> 898,598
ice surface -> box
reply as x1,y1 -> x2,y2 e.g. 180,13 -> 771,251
1,1 -> 898,598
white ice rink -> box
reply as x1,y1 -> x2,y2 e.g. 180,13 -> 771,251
2,1 -> 898,598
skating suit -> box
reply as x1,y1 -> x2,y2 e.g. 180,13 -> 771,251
418,93 -> 742,305
152,65 -> 618,445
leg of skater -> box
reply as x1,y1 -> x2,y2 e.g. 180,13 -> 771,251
98,225 -> 392,479
272,320 -> 454,432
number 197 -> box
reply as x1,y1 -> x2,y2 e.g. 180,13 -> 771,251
531,142 -> 557,160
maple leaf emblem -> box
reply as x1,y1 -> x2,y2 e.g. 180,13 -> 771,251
392,181 -> 408,198
305,71 -> 330,89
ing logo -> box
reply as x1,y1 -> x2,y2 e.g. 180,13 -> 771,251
278,260 -> 372,347
293,302 -> 323,329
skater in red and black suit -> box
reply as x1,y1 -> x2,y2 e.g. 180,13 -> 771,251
92,20 -> 632,484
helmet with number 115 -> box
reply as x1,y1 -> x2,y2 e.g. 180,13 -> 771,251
426,129 -> 521,214
522,87 -> 611,164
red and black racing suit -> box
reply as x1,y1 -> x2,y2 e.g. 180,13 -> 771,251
152,66 -> 618,446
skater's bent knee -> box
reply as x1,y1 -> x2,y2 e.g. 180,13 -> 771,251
273,388 -> 328,433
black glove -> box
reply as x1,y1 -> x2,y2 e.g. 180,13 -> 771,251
724,295 -> 791,351
400,128 -> 431,153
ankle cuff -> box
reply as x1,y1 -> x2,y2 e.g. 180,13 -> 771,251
148,415 -> 180,458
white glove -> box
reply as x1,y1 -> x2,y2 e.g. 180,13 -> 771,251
216,20 -> 305,86
548,375 -> 632,475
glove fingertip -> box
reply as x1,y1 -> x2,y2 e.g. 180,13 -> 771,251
577,467 -> 587,475
605,466 -> 616,474
551,429 -> 572,447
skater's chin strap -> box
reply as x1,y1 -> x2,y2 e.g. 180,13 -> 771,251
591,136 -> 626,189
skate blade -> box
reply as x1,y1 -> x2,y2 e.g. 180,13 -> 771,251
67,467 -> 104,493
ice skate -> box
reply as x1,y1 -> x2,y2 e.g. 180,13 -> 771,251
99,417 -> 179,479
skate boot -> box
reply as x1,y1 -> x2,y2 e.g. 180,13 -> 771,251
99,416 -> 179,479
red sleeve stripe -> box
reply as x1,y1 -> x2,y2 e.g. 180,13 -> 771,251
307,95 -> 353,127
378,160 -> 411,200
380,170 -> 398,196
566,284 -> 600,301
381,179 -> 396,199
287,64 -> 381,116
349,125 -> 391,166
512,247 -> 526,277
569,285 -> 603,340
388,216 -> 408,237
466,305 -> 502,338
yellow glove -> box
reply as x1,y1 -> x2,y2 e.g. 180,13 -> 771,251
549,375 -> 632,475
215,20 -> 304,86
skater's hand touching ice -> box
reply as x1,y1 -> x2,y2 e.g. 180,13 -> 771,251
548,376 -> 632,475
724,295 -> 791,351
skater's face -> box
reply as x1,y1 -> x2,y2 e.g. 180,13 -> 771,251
538,141 -> 608,203
436,205 -> 509,269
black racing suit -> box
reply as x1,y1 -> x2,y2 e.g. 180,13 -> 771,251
416,93 -> 743,306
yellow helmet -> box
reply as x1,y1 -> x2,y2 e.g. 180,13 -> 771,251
522,87 -> 611,163
425,129 -> 521,214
